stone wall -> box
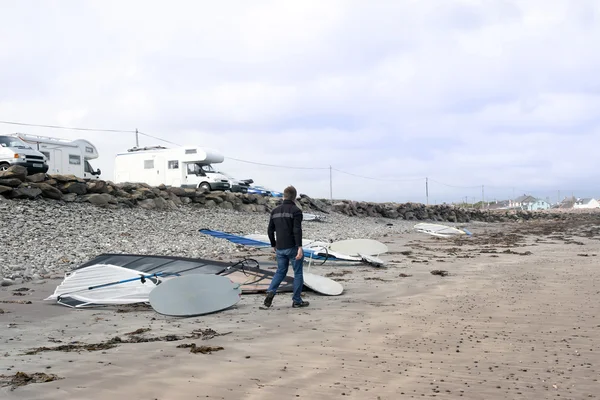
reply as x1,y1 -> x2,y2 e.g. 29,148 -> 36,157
0,165 -> 585,223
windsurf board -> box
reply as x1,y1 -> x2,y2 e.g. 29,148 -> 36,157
149,274 -> 242,317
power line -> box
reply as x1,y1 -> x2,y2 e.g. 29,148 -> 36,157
429,178 -> 481,189
332,168 -> 424,182
226,156 -> 329,170
0,119 -> 136,133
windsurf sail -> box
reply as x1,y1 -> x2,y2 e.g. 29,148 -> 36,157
199,229 -> 385,267
47,254 -> 297,308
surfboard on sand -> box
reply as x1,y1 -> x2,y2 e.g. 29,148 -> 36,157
328,239 -> 388,256
303,272 -> 343,296
149,275 -> 242,317
414,223 -> 471,238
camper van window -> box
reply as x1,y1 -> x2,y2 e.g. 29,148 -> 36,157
201,165 -> 215,173
144,160 -> 154,169
0,136 -> 32,149
41,151 -> 50,160
185,149 -> 197,154
168,160 -> 179,169
69,155 -> 81,165
85,146 -> 94,153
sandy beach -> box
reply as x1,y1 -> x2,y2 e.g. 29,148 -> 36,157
1,218 -> 599,399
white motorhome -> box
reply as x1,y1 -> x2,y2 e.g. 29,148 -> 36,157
114,145 -> 231,191
0,134 -> 49,173
12,133 -> 102,179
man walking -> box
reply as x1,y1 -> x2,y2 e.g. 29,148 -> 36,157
263,185 -> 309,308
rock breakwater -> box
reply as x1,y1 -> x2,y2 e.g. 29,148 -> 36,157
0,165 -> 589,223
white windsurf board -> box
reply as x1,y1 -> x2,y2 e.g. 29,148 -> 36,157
302,272 -> 344,296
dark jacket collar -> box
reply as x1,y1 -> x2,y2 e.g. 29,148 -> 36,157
283,199 -> 295,204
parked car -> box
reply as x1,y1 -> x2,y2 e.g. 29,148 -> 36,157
218,171 -> 253,194
0,134 -> 49,174
247,185 -> 283,197
247,185 -> 271,196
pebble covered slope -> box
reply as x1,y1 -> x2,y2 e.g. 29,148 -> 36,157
0,198 -> 438,282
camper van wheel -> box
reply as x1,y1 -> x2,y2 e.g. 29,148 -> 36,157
0,162 -> 9,171
199,182 -> 211,192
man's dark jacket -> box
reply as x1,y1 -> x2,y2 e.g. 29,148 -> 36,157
267,199 -> 303,249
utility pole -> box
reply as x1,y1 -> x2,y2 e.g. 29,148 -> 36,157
135,128 -> 139,147
329,165 -> 333,203
482,185 -> 485,209
426,177 -> 429,205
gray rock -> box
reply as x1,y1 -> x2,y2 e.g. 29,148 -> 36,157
219,201 -> 234,210
26,173 -> 48,183
87,180 -> 109,193
0,165 -> 27,181
60,182 -> 88,195
0,185 -> 12,195
9,187 -> 42,199
138,198 -> 156,209
0,178 -> 23,187
1,278 -> 15,287
31,183 -> 63,200
63,193 -> 78,202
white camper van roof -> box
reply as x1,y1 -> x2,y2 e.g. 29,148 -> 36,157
11,133 -> 99,160
117,146 -> 224,164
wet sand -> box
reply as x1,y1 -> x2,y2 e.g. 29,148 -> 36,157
1,220 -> 599,399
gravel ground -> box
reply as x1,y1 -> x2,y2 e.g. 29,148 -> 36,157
0,198 -> 426,282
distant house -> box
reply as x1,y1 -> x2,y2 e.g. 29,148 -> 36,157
510,194 -> 550,211
488,200 -> 511,210
573,198 -> 600,209
555,196 -> 577,209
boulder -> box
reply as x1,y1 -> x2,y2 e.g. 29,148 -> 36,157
0,178 -> 22,187
25,173 -> 47,183
87,180 -> 109,194
86,193 -> 118,207
205,193 -> 224,204
0,185 -> 13,195
219,201 -> 234,210
31,183 -> 63,200
62,193 -> 78,202
0,165 -> 27,181
382,208 -> 399,219
59,182 -> 88,195
50,174 -> 80,183
9,187 -> 42,199
138,199 -> 157,210
167,187 -> 187,197
204,199 -> 217,208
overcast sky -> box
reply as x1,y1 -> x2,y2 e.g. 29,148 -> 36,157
1,0 -> 599,204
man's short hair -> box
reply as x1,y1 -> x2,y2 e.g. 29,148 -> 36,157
283,185 -> 297,200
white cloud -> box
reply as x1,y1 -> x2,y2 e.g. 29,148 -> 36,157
1,0 -> 599,203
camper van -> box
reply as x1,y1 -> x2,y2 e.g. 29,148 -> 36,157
114,145 -> 231,191
0,134 -> 49,174
12,133 -> 101,179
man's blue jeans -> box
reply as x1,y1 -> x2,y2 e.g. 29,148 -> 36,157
267,247 -> 304,304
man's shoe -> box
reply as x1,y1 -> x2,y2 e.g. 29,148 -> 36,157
292,300 -> 310,308
263,291 -> 275,308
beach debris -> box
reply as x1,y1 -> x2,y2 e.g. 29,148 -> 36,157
0,300 -> 32,304
398,273 -> 412,278
21,329 -> 228,355
125,328 -> 151,336
364,277 -> 390,282
325,270 -> 353,278
176,344 -> 224,354
430,270 -> 449,277
0,372 -> 63,391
